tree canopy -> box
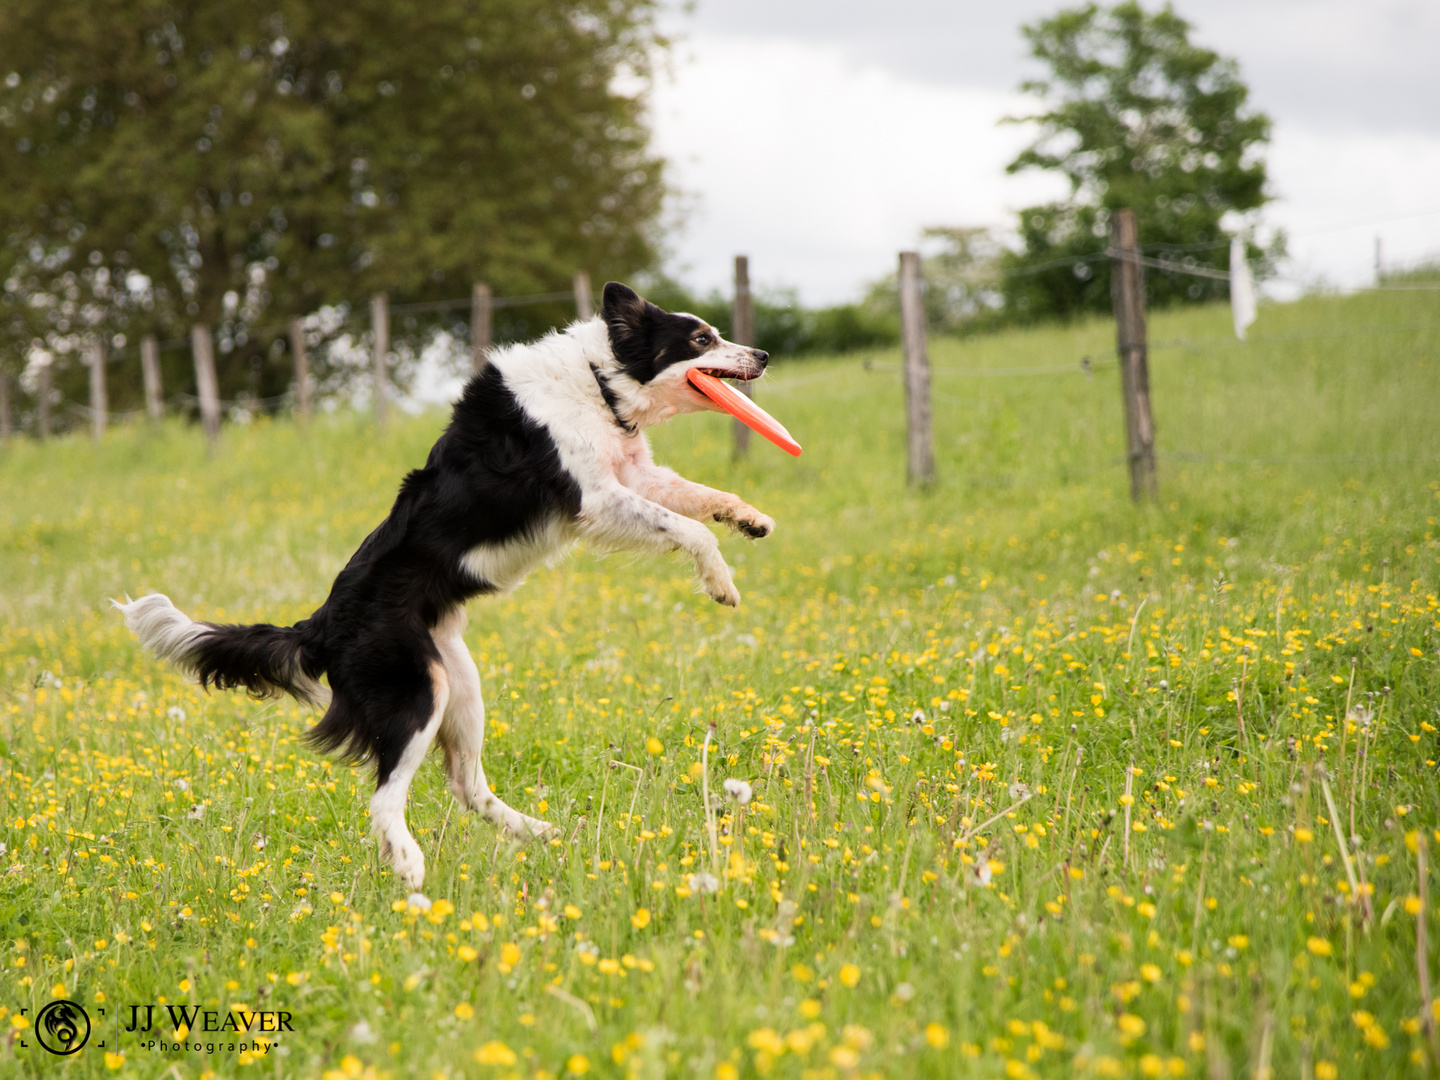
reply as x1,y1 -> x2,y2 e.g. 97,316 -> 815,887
0,0 -> 667,421
1000,2 -> 1274,321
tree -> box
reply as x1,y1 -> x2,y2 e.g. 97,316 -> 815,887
0,0 -> 667,426
1001,2 -> 1275,322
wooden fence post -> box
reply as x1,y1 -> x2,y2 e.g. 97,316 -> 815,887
370,293 -> 389,428
87,337 -> 108,442
1109,208 -> 1158,502
471,283 -> 492,374
191,323 -> 221,452
0,370 -> 11,443
898,251 -> 935,484
141,334 -> 164,422
732,255 -> 755,457
37,362 -> 51,440
574,271 -> 593,321
289,319 -> 311,421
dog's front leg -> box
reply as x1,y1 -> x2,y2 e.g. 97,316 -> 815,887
621,463 -> 775,539
580,483 -> 740,606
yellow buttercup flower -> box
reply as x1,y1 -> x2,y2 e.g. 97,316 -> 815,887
475,1041 -> 516,1066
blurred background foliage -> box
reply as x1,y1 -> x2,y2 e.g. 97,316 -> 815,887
0,1 -> 1297,431
0,0 -> 666,420
999,2 -> 1280,322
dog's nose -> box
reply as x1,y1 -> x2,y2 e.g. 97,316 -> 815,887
752,349 -> 768,368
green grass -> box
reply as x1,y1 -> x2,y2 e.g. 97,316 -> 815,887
1,290 -> 1437,1079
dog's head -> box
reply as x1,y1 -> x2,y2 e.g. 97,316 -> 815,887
597,282 -> 768,429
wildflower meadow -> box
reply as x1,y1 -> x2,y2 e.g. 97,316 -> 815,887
1,289 -> 1438,1079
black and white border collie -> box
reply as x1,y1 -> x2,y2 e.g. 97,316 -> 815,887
118,283 -> 773,891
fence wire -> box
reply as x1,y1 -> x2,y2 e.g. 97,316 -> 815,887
3,247 -> 1436,443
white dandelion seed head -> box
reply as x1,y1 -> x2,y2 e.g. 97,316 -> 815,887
406,892 -> 432,911
689,872 -> 720,894
723,778 -> 752,805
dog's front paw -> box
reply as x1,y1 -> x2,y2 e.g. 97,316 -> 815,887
734,508 -> 774,539
712,580 -> 741,607
715,504 -> 775,539
696,550 -> 741,607
706,573 -> 741,608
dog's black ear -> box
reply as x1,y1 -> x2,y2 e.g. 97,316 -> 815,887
602,282 -> 647,339
603,282 -> 660,380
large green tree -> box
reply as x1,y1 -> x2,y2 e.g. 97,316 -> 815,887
0,0 -> 666,423
1001,2 -> 1273,321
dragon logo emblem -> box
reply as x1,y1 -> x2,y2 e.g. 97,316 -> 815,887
35,999 -> 90,1055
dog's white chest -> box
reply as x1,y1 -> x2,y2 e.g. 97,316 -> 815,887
459,516 -> 574,593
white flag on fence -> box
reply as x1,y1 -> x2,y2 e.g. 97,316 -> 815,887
1230,236 -> 1257,341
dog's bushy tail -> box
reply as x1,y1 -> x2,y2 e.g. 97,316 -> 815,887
115,593 -> 329,707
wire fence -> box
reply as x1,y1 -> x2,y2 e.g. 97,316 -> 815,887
8,305 -> 1438,433
0,284 -> 596,438
1,206 -> 1436,445
752,304 -> 1438,478
90,287 -> 584,365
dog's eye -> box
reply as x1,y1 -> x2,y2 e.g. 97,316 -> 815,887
693,333 -> 711,347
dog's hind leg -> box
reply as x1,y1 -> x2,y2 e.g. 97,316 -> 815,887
433,613 -> 554,839
369,663 -> 448,890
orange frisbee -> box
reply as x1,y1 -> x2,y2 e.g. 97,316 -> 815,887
687,369 -> 802,456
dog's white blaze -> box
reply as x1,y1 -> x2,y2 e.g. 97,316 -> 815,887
114,593 -> 209,670
459,516 -> 573,593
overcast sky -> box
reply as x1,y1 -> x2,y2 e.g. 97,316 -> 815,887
649,0 -> 1440,304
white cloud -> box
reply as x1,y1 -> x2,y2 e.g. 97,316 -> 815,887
651,34 -> 1066,305
651,30 -> 1440,306
1265,128 -> 1440,291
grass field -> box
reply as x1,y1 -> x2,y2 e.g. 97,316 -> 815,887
1,290 -> 1438,1079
